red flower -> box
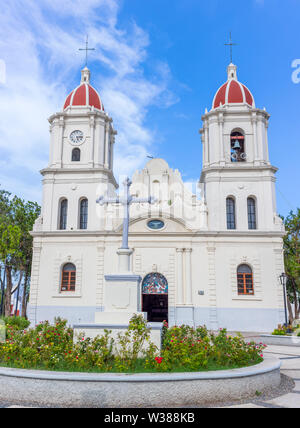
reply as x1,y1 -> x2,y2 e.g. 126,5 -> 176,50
155,357 -> 163,364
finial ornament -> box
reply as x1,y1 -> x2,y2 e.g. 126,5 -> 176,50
227,63 -> 238,81
81,67 -> 91,84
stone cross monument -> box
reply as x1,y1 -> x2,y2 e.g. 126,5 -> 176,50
74,178 -> 162,348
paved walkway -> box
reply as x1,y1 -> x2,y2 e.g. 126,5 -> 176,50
224,344 -> 300,408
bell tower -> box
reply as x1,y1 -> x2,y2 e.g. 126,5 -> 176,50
199,64 -> 283,232
40,67 -> 118,232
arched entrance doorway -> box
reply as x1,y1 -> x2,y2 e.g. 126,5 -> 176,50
142,273 -> 168,323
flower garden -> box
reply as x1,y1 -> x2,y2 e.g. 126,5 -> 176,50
0,315 -> 266,373
272,323 -> 300,336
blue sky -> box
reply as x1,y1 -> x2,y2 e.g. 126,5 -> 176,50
0,0 -> 299,217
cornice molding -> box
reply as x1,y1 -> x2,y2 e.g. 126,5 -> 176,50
201,107 -> 270,121
31,230 -> 285,239
40,167 -> 118,189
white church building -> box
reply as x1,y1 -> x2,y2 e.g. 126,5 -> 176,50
28,63 -> 286,332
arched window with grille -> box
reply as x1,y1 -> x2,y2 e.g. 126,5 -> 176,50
79,198 -> 88,230
248,197 -> 257,230
59,199 -> 68,230
61,263 -> 76,292
226,197 -> 236,230
237,264 -> 254,295
72,148 -> 81,162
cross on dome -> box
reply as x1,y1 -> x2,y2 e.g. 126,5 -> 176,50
224,32 -> 237,64
79,35 -> 95,67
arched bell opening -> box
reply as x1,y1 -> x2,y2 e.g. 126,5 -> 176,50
142,273 -> 168,323
230,131 -> 246,162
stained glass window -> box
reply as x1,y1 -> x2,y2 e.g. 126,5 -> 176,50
142,273 -> 168,295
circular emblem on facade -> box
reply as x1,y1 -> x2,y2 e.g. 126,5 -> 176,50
147,219 -> 165,230
69,130 -> 85,145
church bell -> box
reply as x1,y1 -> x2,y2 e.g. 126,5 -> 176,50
233,140 -> 241,150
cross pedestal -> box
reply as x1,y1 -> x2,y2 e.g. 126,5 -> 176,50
73,178 -> 163,349
74,267 -> 162,349
117,248 -> 133,273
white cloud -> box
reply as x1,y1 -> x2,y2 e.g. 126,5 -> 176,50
0,0 -> 178,201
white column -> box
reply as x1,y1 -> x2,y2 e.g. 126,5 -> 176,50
265,120 -> 270,163
252,113 -> 259,165
204,124 -> 209,166
204,125 -> 209,166
185,248 -> 193,305
200,129 -> 205,167
110,136 -> 115,170
89,116 -> 95,166
176,248 -> 184,305
104,122 -> 110,169
218,114 -> 225,165
257,117 -> 264,163
57,117 -> 64,167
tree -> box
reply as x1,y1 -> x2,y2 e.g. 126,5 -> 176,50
0,189 -> 40,317
283,209 -> 300,322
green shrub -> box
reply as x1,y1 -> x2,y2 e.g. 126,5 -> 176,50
272,329 -> 287,336
1,316 -> 30,331
272,324 -> 298,336
0,316 -> 266,373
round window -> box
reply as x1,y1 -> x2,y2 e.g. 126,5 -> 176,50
147,220 -> 165,230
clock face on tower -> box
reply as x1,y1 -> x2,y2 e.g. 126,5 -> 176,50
70,130 -> 84,145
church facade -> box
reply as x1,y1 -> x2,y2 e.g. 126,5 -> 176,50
28,63 -> 286,332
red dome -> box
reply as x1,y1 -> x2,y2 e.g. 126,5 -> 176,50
212,65 -> 255,110
63,83 -> 104,111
